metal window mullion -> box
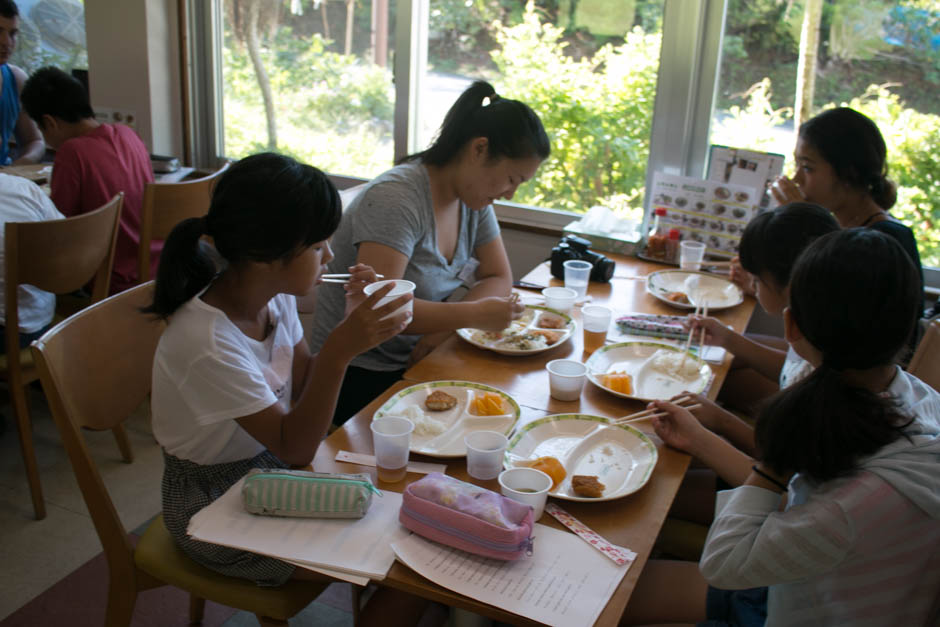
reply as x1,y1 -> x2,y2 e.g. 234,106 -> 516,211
393,0 -> 428,163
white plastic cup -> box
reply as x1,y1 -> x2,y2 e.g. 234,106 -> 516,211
563,259 -> 592,301
679,241 -> 707,271
370,416 -> 414,483
546,358 -> 588,401
542,286 -> 577,312
363,279 -> 416,320
499,467 -> 553,521
464,430 -> 509,480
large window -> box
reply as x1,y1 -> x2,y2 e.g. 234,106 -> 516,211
206,0 -> 668,224
189,0 -> 940,283
710,0 -> 940,269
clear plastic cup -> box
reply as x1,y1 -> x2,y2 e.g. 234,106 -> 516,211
370,416 -> 414,483
499,467 -> 553,520
464,431 -> 509,480
363,279 -> 416,320
546,358 -> 587,401
679,241 -> 707,271
563,259 -> 592,301
542,286 -> 577,312
581,304 -> 612,354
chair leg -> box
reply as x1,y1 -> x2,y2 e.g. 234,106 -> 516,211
104,582 -> 138,627
255,615 -> 289,626
112,424 -> 134,463
352,583 -> 362,626
11,383 -> 45,519
188,594 -> 205,624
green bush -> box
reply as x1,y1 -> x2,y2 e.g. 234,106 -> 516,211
490,4 -> 660,213
222,28 -> 394,176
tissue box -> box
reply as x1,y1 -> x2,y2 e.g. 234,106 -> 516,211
563,220 -> 639,256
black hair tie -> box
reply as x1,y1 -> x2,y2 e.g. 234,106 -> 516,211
484,93 -> 501,106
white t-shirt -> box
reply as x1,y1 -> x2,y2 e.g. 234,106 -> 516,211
0,173 -> 64,332
152,292 -> 303,464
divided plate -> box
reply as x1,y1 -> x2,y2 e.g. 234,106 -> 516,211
646,270 -> 743,310
505,414 -> 658,502
585,341 -> 712,401
456,305 -> 574,355
373,381 -> 520,458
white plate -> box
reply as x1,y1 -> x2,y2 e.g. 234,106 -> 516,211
373,381 -> 520,458
456,305 -> 574,355
646,270 -> 743,310
584,341 -> 713,401
504,414 -> 658,502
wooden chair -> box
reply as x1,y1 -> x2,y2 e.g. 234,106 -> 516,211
31,282 -> 328,626
909,319 -> 940,392
3,192 -> 125,520
137,162 -> 231,283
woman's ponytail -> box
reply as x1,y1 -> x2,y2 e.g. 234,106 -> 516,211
871,175 -> 897,210
143,216 -> 216,318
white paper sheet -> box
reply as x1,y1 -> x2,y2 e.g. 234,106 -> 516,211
391,523 -> 630,627
187,478 -> 408,580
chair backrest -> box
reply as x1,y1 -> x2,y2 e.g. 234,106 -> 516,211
31,282 -> 164,566
138,162 -> 231,283
908,319 -> 940,392
4,192 -> 123,361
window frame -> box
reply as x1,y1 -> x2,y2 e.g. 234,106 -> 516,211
183,0 -> 939,293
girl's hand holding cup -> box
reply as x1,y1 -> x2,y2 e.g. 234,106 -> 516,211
770,175 -> 804,205
335,282 -> 413,358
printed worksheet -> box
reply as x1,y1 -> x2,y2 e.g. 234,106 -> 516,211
392,523 -> 631,627
187,477 -> 407,580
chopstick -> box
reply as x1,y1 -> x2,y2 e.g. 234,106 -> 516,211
613,395 -> 702,424
698,302 -> 709,365
321,273 -> 385,280
679,301 -> 701,369
320,273 -> 385,284
703,261 -> 733,268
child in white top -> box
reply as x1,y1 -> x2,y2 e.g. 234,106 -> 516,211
622,228 -> 940,626
146,153 -> 434,624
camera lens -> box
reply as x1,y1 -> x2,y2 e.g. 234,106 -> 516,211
591,256 -> 615,282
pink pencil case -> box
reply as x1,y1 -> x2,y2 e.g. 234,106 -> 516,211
399,472 -> 534,561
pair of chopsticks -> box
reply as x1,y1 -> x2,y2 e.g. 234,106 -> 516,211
614,395 -> 702,424
680,301 -> 709,368
320,273 -> 385,284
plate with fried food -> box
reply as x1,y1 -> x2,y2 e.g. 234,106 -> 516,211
457,305 -> 575,355
373,381 -> 520,458
646,270 -> 743,310
504,414 -> 658,502
585,341 -> 713,402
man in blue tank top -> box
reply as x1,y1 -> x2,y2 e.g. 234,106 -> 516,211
0,1 -> 42,165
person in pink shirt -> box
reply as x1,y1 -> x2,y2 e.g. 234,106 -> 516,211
20,66 -> 155,294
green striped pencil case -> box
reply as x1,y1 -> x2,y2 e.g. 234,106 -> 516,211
241,469 -> 380,519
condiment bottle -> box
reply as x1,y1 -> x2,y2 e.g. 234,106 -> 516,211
647,207 -> 668,259
666,228 -> 681,264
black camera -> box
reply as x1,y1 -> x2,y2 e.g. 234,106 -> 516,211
549,235 -> 615,283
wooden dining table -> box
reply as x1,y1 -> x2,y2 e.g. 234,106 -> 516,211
313,253 -> 756,626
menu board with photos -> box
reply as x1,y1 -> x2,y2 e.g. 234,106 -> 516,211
649,172 -> 759,258
706,145 -> 786,210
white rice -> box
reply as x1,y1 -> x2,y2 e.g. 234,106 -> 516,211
394,405 -> 447,436
649,349 -> 701,380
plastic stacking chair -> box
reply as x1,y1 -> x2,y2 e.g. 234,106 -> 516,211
3,192 -> 124,520
909,319 -> 940,392
137,162 -> 231,283
31,282 -> 328,627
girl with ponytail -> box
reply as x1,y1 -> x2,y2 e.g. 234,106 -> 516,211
770,107 -> 924,307
146,153 -> 415,592
621,229 -> 940,626
310,80 -> 551,424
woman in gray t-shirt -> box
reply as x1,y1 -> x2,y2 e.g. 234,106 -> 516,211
310,80 -> 551,424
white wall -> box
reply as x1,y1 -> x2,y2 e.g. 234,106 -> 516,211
84,0 -> 183,156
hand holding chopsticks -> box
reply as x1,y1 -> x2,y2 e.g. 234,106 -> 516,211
614,395 -> 702,424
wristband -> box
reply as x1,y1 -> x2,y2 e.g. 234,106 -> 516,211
751,465 -> 788,492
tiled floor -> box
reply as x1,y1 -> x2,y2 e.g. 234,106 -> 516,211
0,383 -> 164,621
